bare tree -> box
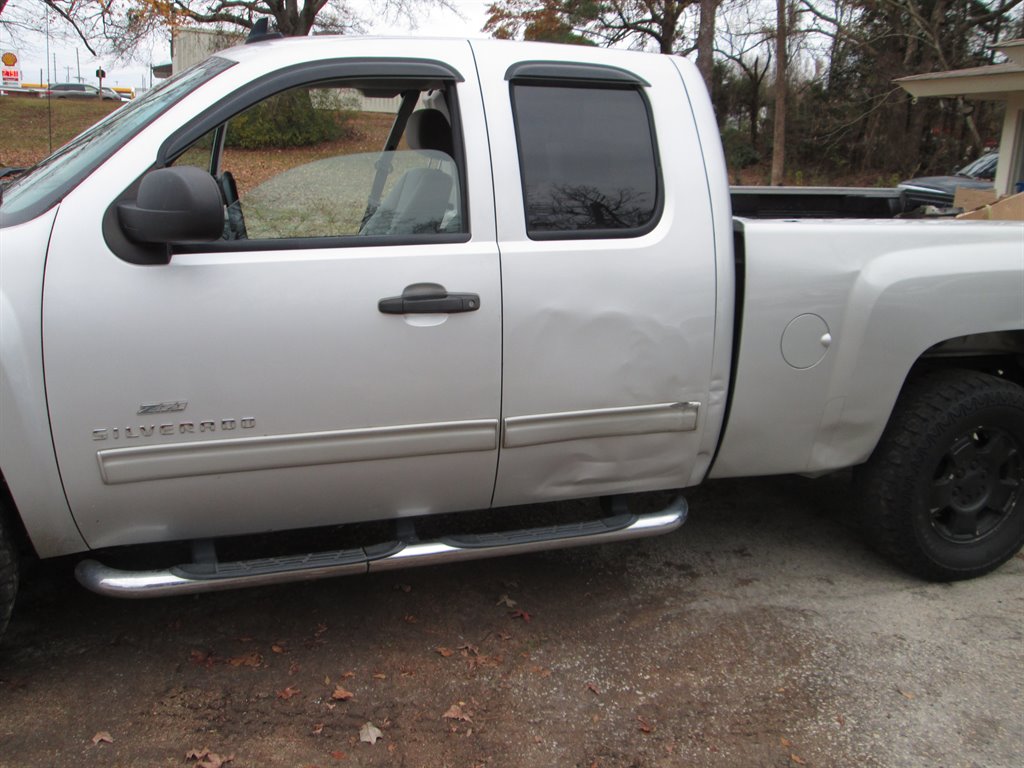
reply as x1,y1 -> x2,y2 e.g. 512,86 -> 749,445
7,0 -> 454,62
771,0 -> 788,184
696,0 -> 718,93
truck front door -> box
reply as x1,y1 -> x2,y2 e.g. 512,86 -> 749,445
42,44 -> 502,549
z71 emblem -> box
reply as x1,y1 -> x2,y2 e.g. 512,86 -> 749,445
138,401 -> 188,415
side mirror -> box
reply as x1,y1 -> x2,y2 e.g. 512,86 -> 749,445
117,166 -> 224,244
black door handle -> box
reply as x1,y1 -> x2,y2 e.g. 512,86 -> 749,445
378,283 -> 480,315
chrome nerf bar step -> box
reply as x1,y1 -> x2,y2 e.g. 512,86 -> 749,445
75,495 -> 687,598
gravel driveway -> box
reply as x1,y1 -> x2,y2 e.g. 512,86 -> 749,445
0,473 -> 1021,767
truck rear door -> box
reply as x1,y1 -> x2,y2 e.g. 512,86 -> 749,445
471,41 -> 722,506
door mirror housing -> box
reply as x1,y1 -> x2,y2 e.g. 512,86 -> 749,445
117,166 -> 224,244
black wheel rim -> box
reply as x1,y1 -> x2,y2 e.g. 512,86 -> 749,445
929,425 -> 1023,544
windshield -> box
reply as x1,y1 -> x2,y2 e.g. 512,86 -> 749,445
1,56 -> 235,227
956,153 -> 998,180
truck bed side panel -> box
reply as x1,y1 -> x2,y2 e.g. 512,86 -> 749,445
711,219 -> 1024,478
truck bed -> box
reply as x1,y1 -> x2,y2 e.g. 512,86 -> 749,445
730,186 -> 908,219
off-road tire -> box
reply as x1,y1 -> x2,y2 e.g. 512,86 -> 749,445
859,370 -> 1024,580
0,505 -> 19,639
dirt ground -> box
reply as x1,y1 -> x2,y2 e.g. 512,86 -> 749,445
0,474 -> 1021,768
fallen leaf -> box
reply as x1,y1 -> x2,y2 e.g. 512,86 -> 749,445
186,749 -> 234,768
510,609 -> 532,623
271,643 -> 287,654
387,743 -> 398,753
91,731 -> 113,746
190,649 -> 216,668
836,714 -> 846,727
897,687 -> 915,700
435,646 -> 455,658
314,623 -> 329,637
330,750 -> 347,760
312,723 -> 325,736
780,737 -> 793,748
289,661 -> 301,676
372,673 -> 386,680
227,650 -> 262,668
459,643 -> 480,656
277,685 -> 301,700
466,653 -> 502,671
331,685 -> 354,701
442,704 -> 473,722
403,614 -> 417,623
790,755 -> 807,766
586,682 -> 600,696
496,593 -> 517,608
637,716 -> 653,734
497,632 -> 512,641
359,722 -> 383,745
341,671 -> 355,679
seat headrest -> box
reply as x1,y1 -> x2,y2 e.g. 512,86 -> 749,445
406,109 -> 454,158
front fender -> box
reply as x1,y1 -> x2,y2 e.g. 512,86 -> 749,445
0,206 -> 88,557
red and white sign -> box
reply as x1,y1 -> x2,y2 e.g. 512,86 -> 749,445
1,51 -> 19,87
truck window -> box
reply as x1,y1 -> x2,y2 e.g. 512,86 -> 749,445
511,83 -> 660,238
172,82 -> 465,243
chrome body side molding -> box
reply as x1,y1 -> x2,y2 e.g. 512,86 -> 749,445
502,402 -> 700,449
96,419 -> 500,485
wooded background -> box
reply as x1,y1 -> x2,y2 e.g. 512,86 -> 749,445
4,1 -> 1023,184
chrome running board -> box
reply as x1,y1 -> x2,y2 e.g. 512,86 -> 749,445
75,496 -> 687,598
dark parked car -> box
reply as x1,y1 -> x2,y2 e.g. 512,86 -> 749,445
46,83 -> 124,101
898,152 -> 997,208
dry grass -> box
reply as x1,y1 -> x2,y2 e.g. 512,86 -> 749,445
0,96 -> 398,188
0,95 -> 122,168
223,112 -> 395,195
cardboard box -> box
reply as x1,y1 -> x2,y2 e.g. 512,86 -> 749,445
952,187 -> 997,211
956,191 -> 1024,221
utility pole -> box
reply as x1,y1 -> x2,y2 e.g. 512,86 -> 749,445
76,49 -> 80,82
45,11 -> 52,152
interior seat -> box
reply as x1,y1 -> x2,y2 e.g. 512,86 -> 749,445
360,109 -> 457,236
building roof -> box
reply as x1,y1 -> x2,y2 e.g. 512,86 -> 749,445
894,38 -> 1024,100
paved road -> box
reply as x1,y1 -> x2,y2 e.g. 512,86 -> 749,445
1,474 -> 1021,767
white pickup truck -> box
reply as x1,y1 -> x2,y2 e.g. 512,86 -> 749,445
1,36 -> 1021,640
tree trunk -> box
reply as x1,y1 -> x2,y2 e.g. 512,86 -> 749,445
696,0 -> 717,97
770,0 -> 787,185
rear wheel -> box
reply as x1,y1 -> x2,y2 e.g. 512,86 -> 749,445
0,504 -> 19,639
860,370 -> 1024,580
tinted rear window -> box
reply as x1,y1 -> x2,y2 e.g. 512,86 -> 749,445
511,84 -> 660,238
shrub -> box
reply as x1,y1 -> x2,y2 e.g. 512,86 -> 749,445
226,88 -> 353,149
721,127 -> 761,169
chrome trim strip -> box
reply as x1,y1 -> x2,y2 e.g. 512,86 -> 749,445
97,419 -> 500,485
502,402 -> 700,448
74,497 -> 687,598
